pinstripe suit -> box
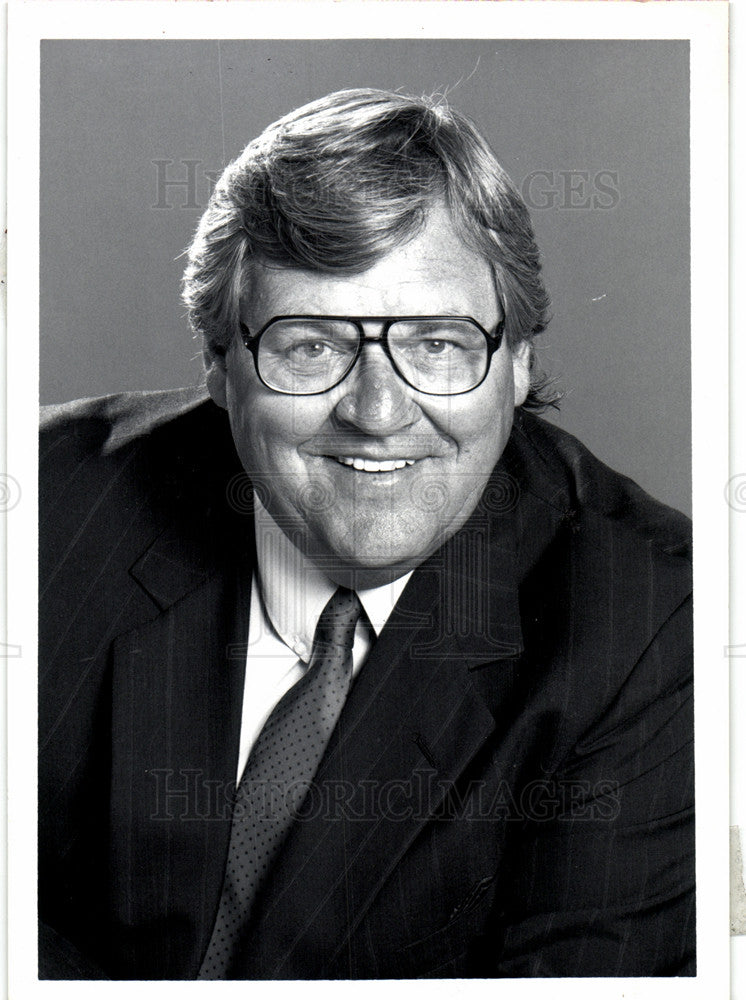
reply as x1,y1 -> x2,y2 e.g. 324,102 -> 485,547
39,387 -> 695,978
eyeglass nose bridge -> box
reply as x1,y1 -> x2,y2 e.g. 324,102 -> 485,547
318,323 -> 400,411
353,318 -> 395,341
347,320 -> 398,369
340,319 -> 423,393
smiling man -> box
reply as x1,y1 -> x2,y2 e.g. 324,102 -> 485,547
207,200 -> 526,586
39,89 -> 694,980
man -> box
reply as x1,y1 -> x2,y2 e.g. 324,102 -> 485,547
39,88 -> 694,979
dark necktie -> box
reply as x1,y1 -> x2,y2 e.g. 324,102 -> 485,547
198,586 -> 364,979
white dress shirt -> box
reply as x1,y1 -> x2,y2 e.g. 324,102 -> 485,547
236,496 -> 412,781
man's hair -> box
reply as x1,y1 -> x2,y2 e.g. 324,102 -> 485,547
182,88 -> 558,410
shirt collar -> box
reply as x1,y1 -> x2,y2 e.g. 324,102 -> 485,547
253,494 -> 411,663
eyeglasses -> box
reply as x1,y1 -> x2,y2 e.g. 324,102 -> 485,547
239,315 -> 505,396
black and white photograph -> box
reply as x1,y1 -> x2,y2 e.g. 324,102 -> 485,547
4,2 -> 731,995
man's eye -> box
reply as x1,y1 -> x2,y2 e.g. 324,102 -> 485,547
421,338 -> 457,355
288,340 -> 331,359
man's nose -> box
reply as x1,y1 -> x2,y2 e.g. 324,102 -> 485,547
333,342 -> 419,434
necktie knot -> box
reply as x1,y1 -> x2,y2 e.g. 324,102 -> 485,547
313,587 -> 364,654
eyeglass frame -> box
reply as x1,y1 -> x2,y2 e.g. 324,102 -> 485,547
238,314 -> 506,397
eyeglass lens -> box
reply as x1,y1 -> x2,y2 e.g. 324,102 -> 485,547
257,318 -> 489,395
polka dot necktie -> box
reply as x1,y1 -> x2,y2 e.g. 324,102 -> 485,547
198,586 -> 364,979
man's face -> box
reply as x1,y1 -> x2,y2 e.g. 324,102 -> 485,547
207,202 -> 530,587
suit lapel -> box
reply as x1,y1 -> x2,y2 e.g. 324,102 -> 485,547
236,496 -> 526,978
107,514 -> 253,978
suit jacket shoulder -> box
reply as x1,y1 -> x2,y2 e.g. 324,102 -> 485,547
506,409 -> 691,662
40,386 -> 244,606
512,409 -> 691,557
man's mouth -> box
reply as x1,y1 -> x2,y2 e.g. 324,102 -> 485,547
332,456 -> 418,473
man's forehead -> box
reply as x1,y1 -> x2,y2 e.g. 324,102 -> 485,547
244,262 -> 495,322
242,208 -> 495,320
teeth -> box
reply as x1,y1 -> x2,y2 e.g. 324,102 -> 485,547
335,456 -> 417,472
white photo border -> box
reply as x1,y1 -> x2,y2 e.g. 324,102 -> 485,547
6,2 -> 730,997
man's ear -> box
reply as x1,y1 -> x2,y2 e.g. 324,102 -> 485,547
203,342 -> 229,410
511,339 -> 531,407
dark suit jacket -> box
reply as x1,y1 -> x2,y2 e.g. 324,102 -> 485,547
39,387 -> 694,980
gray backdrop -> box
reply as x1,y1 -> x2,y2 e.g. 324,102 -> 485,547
40,39 -> 690,515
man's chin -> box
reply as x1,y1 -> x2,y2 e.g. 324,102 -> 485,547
307,533 -> 442,589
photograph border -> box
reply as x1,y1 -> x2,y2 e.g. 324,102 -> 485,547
6,2 -> 730,997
